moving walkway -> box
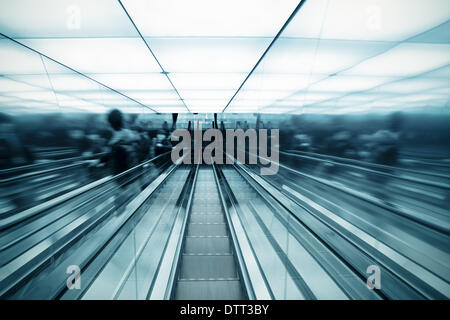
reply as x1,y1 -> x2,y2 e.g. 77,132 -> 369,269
173,166 -> 244,300
0,153 -> 448,300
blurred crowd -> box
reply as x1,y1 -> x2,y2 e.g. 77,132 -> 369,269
278,113 -> 406,167
0,110 -> 175,174
1,110 -> 450,173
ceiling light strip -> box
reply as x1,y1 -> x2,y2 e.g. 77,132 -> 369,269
117,0 -> 191,113
0,32 -> 159,113
266,19 -> 450,110
221,0 -> 308,112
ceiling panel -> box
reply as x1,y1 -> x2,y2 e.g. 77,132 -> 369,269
90,73 -> 172,91
283,0 -> 450,41
6,90 -> 56,102
0,39 -> 46,75
153,106 -> 190,113
0,0 -> 136,38
0,0 -> 449,115
343,43 -> 450,77
0,77 -> 43,92
258,38 -> 391,75
21,38 -> 162,74
374,77 -> 449,94
179,90 -> 234,100
149,38 -> 271,73
122,0 -> 300,37
171,73 -> 246,91
308,75 -> 395,93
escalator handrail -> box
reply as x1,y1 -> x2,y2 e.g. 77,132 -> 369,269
214,164 -> 273,300
149,164 -> 199,300
285,150 -> 450,181
0,152 -> 171,230
243,151 -> 450,234
282,151 -> 450,190
0,160 -> 180,298
233,161 -> 450,299
0,161 -> 89,185
0,152 -> 107,178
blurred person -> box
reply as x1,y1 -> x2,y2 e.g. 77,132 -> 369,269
96,109 -> 142,213
134,123 -> 152,164
0,113 -> 33,169
316,130 -> 357,179
133,121 -> 157,190
91,109 -> 140,182
0,113 -> 34,212
154,129 -> 172,157
360,129 -> 399,205
106,109 -> 140,175
293,134 -> 312,152
162,120 -> 170,136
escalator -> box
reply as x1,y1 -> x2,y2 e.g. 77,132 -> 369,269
78,167 -> 190,300
173,166 -> 245,300
3,153 -> 447,300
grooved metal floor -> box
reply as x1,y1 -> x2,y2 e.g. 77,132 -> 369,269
174,167 -> 244,300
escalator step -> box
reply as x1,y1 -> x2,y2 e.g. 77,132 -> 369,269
190,214 -> 225,223
179,254 -> 237,279
184,236 -> 231,254
187,223 -> 227,236
175,280 -> 244,300
191,205 -> 223,213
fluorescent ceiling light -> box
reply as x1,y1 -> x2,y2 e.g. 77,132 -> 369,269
0,40 -> 45,75
0,77 -> 42,92
287,91 -> 343,102
375,77 -> 449,94
149,38 -> 271,73
385,93 -> 448,103
49,74 -> 101,92
179,90 -> 234,100
258,38 -> 390,75
7,90 -> 56,101
283,0 -> 450,41
91,73 -> 172,91
308,75 -> 394,92
260,107 -> 297,113
242,73 -> 320,91
121,90 -> 179,100
21,38 -> 162,74
137,100 -> 183,106
6,75 -> 53,90
122,0 -> 300,37
281,0 -> 330,39
0,0 -> 136,38
154,106 -> 190,113
170,73 -> 246,90
234,90 -> 294,101
344,43 -> 450,77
